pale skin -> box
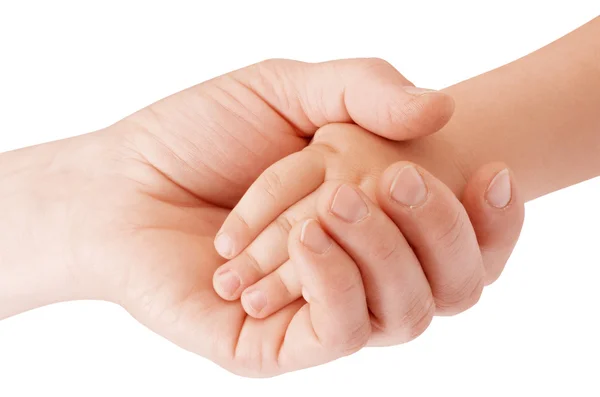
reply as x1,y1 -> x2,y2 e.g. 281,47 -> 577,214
1,16 -> 599,378
213,124 -> 523,319
1,58 -> 496,377
214,17 -> 600,322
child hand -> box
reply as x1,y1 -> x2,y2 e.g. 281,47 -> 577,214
212,123 -> 523,321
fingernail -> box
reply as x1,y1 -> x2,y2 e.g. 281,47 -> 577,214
300,220 -> 332,254
330,184 -> 369,223
403,86 -> 437,96
214,233 -> 234,258
486,169 -> 512,209
215,270 -> 241,297
390,165 -> 428,207
243,290 -> 267,313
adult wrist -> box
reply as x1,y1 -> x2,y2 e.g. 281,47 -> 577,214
0,130 -> 118,319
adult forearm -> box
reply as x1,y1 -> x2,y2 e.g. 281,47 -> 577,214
0,134 -> 108,319
441,17 -> 600,201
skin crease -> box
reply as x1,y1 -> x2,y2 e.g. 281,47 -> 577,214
216,17 -> 600,320
0,94 -> 518,377
1,16 -> 598,378
211,123 -> 488,320
0,58 -> 475,377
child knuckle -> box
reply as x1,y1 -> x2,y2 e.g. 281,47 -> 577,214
273,213 -> 294,235
258,169 -> 283,203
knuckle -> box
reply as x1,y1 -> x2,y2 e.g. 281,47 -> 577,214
402,296 -> 436,341
273,212 -> 294,236
356,57 -> 393,73
322,320 -> 370,356
435,209 -> 465,252
326,266 -> 363,298
371,237 -> 401,262
228,323 -> 278,378
317,279 -> 364,324
255,58 -> 294,78
258,58 -> 287,68
228,352 -> 277,379
274,269 -> 295,299
244,250 -> 265,278
257,169 -> 283,202
311,123 -> 364,150
375,292 -> 435,345
230,210 -> 251,232
434,271 -> 484,314
305,139 -> 340,157
250,59 -> 298,116
309,126 -> 344,155
435,211 -> 464,246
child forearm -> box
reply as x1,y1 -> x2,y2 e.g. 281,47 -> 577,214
440,16 -> 600,201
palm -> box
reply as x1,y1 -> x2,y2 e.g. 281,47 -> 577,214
91,74 -> 317,376
85,59 -> 457,376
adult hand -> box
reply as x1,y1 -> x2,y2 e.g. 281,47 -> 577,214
288,160 -> 524,351
0,58 -> 516,377
122,57 -> 455,208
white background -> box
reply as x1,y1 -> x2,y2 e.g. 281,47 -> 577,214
1,1 -> 599,396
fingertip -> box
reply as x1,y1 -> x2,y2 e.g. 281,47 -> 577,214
214,213 -> 253,259
314,181 -> 342,215
485,168 -> 512,209
399,89 -> 455,139
375,88 -> 454,141
214,232 -> 236,259
212,267 -> 242,301
240,289 -> 268,319
461,163 -> 525,285
463,162 -> 523,215
339,58 -> 454,141
377,161 -> 422,205
298,219 -> 333,255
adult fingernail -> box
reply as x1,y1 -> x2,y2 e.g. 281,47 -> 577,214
215,270 -> 241,297
330,184 -> 369,223
214,233 -> 234,258
486,169 -> 512,209
300,220 -> 332,254
403,86 -> 437,96
243,290 -> 267,313
390,165 -> 428,206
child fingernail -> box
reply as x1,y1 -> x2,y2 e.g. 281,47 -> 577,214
215,270 -> 241,297
243,290 -> 267,313
330,184 -> 369,223
390,165 -> 428,207
214,233 -> 234,258
486,169 -> 512,209
300,220 -> 332,254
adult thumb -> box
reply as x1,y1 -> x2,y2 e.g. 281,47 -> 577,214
231,58 -> 455,141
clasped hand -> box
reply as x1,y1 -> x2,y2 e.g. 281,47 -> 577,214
1,58 -> 523,377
